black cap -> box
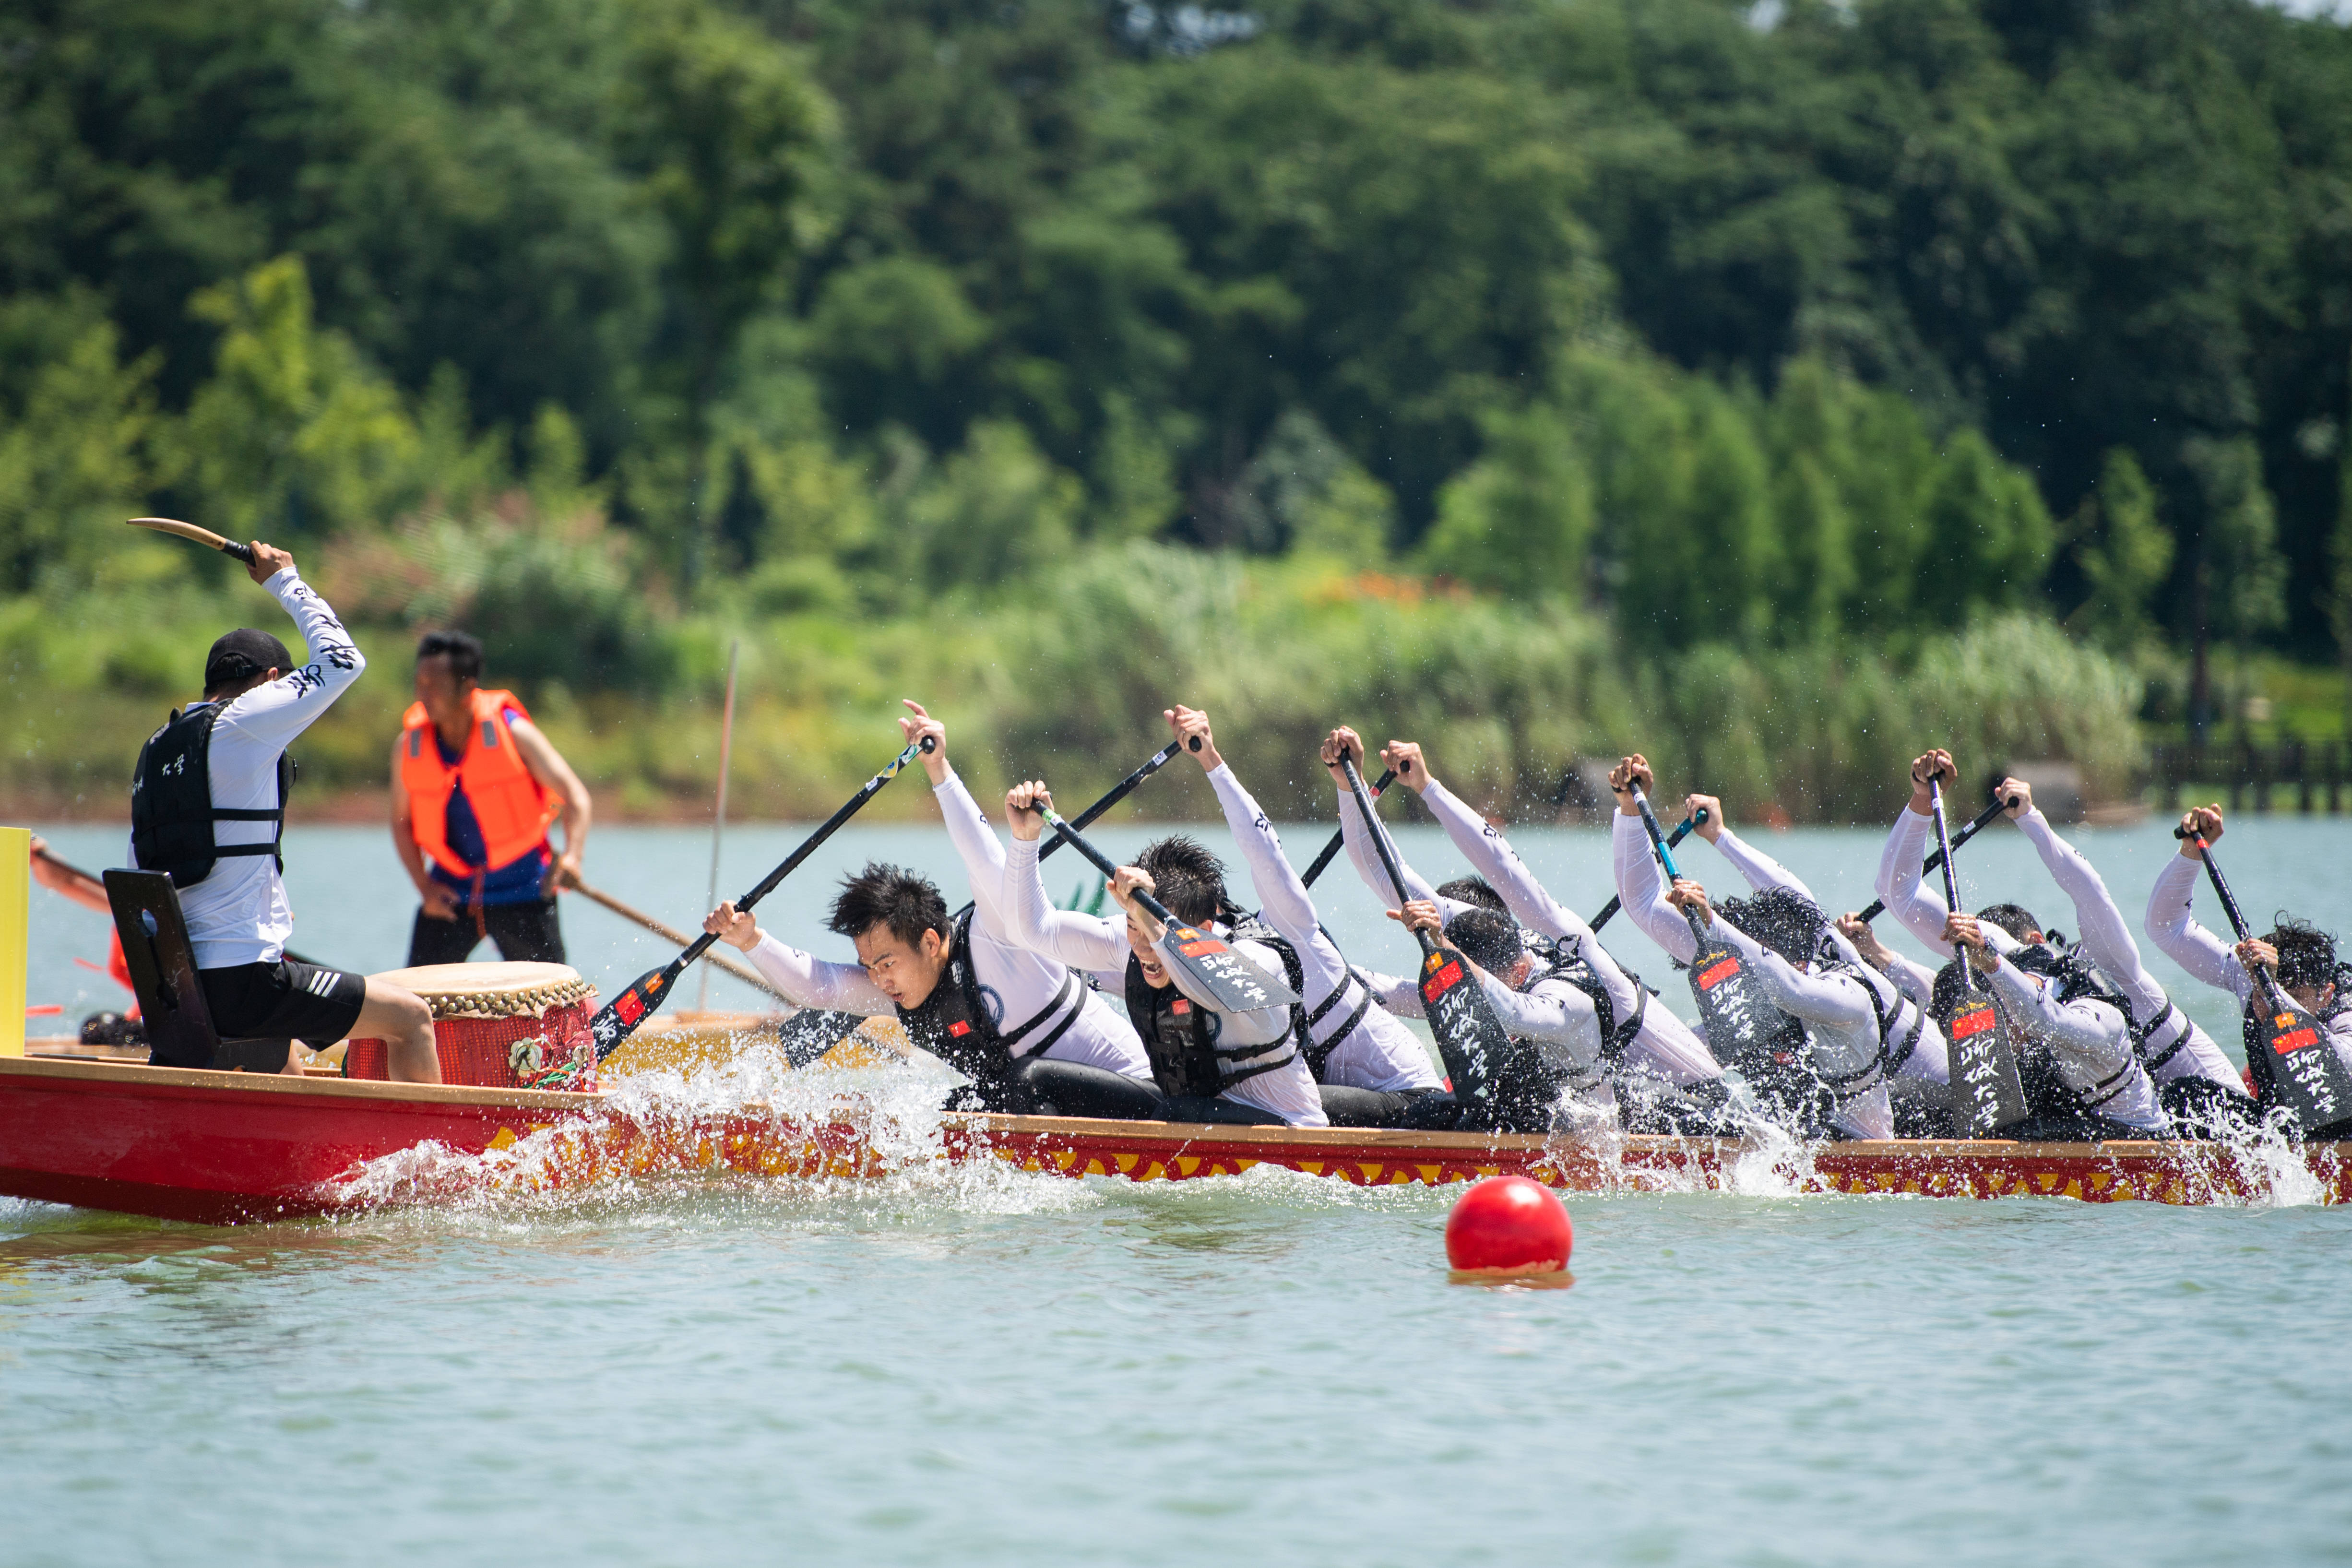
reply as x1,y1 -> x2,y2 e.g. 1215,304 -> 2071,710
204,628 -> 294,689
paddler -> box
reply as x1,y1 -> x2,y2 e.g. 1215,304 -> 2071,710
1326,732 -> 1732,1132
2146,804 -> 2352,1087
1160,706 -> 1450,1127
1875,753 -> 2169,1138
392,630 -> 592,966
702,704 -> 1160,1118
1881,752 -> 2246,1133
130,541 -> 438,1081
999,786 -> 1329,1127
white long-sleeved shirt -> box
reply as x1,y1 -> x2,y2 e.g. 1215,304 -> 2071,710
1609,812 -> 1893,1138
1704,826 -> 1948,1086
2146,855 -> 2352,1077
1206,765 -> 1437,1092
2009,809 -> 2235,1089
1983,957 -> 2166,1130
1342,779 -> 1719,1089
928,770 -> 1151,1079
1873,805 -> 2025,967
997,835 -> 1326,1125
132,569 -> 364,967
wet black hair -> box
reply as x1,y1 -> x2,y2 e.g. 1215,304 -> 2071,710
1976,903 -> 2043,943
1443,907 -> 1524,975
1435,875 -> 1507,914
1717,886 -> 1831,965
2265,915 -> 2339,991
828,862 -> 950,950
1927,958 -> 1976,1032
1135,835 -> 1229,927
416,629 -> 485,683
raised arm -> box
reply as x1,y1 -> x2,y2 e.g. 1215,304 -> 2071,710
2008,786 -> 2150,991
1687,890 -> 1875,1030
934,769 -> 1013,932
1876,801 -> 1954,958
214,558 -> 367,749
2144,835 -> 2249,998
1610,807 -> 1697,964
1000,832 -> 1133,977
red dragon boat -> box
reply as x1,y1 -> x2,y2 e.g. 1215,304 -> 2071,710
2,1054 -> 2344,1224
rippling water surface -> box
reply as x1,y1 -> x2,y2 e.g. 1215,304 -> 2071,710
7,815 -> 2351,1564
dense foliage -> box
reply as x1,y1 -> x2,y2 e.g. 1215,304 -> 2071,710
1,0 -> 2346,814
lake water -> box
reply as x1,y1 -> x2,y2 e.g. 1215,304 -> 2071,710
6,812 -> 2351,1564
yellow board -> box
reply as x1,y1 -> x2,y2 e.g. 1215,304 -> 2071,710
0,826 -> 26,1057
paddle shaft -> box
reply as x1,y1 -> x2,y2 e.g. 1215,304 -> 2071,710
1929,781 -> 1988,994
1038,808 -> 1181,928
1300,768 -> 1397,889
573,879 -> 784,1001
1631,785 -> 1710,947
128,516 -> 255,565
1339,756 -> 1441,965
1854,796 -> 2010,923
1589,810 -> 1701,932
673,736 -> 934,973
1038,739 -> 1185,864
2175,830 -> 2292,1010
696,640 -> 740,1011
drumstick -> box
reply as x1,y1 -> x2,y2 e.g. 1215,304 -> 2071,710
572,879 -> 787,1002
128,516 -> 256,565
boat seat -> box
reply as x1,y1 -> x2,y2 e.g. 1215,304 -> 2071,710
103,869 -> 292,1072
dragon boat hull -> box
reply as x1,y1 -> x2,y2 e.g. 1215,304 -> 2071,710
1,1056 -> 2344,1224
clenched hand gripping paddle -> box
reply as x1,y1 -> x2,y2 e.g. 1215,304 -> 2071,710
2175,828 -> 2352,1134
1341,753 -> 1522,1124
1854,794 -> 2011,924
1934,781 -> 2031,1136
1299,768 -> 1397,889
127,517 -> 256,565
1037,804 -> 1299,1011
590,735 -> 936,1058
1630,785 -> 1782,1056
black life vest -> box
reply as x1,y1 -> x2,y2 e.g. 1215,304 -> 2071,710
1853,965 -> 1930,1078
1526,950 -> 1646,1094
896,909 -> 1084,1086
1302,965 -> 1378,1081
1995,944 -> 2150,1123
130,703 -> 290,888
1122,914 -> 1302,1100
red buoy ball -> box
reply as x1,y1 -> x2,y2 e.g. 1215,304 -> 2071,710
1445,1176 -> 1573,1273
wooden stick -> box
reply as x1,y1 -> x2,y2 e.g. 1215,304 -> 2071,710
127,517 -> 255,565
572,879 -> 786,1003
696,640 -> 740,1012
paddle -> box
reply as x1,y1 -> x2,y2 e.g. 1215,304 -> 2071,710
1589,809 -> 1704,933
1341,752 -> 1519,1121
572,879 -> 791,1001
1037,803 -> 1299,1010
1854,794 -> 2011,924
127,516 -> 256,565
1934,780 -> 2030,1136
2175,827 -> 2352,1133
1299,768 -> 1397,889
1037,739 -> 1186,864
589,734 -> 935,1058
1630,783 -> 1804,1090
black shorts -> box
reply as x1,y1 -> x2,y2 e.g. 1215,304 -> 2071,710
199,960 -> 368,1048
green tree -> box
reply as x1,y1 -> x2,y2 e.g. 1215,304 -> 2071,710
1913,428 -> 2054,622
2067,447 -> 2172,649
0,306 -> 164,590
1420,405 -> 1591,597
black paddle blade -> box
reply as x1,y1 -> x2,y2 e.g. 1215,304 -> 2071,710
1946,987 -> 2031,1137
1162,923 -> 1301,1010
1416,943 -> 1511,1114
2249,994 -> 2352,1136
1683,935 -> 1825,1121
591,961 -> 684,1059
775,1009 -> 876,1069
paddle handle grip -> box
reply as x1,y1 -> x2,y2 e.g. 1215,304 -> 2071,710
1588,810 -> 1702,932
1340,755 -> 1416,910
1038,739 -> 1182,864
2178,833 -> 2254,944
1300,767 -> 1396,888
1630,787 -> 1680,881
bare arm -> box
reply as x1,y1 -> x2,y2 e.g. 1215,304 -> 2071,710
507,713 -> 591,895
390,731 -> 460,920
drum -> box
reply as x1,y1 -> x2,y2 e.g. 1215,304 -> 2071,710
344,962 -> 600,1091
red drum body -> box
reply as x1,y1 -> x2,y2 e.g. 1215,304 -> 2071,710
345,962 -> 599,1091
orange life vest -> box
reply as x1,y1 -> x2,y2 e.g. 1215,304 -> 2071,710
400,689 -> 560,878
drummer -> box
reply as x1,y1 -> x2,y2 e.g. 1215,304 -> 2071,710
392,630 -> 592,967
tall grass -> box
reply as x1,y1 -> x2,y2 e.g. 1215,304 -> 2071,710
0,537 -> 2144,824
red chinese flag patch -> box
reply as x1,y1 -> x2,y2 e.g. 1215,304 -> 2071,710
1951,1006 -> 1996,1041
1172,998 -> 1190,1015
2274,1026 -> 2320,1054
1696,957 -> 1740,991
1422,960 -> 1463,1001
949,1020 -> 972,1037
615,991 -> 645,1025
